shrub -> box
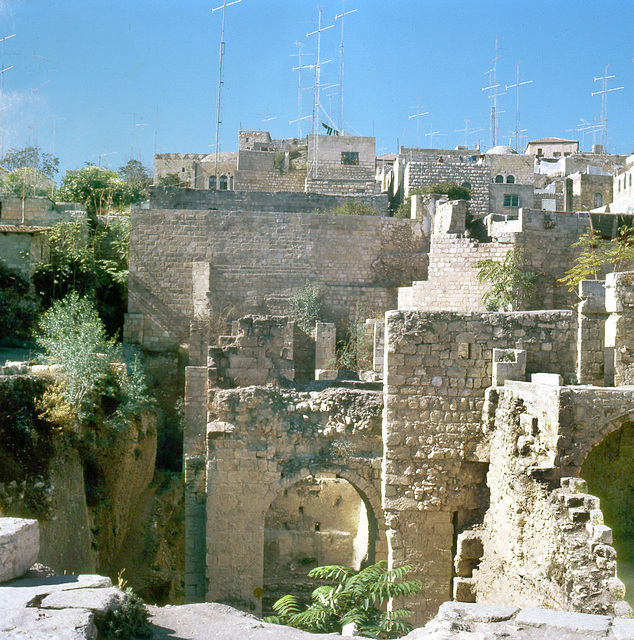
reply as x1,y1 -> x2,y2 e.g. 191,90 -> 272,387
289,280 -> 322,333
97,587 -> 152,639
329,200 -> 378,216
395,181 -> 470,218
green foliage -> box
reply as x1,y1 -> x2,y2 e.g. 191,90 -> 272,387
34,292 -> 119,417
32,216 -> 129,335
156,172 -> 189,187
336,309 -> 373,373
329,200 -> 378,216
559,226 -> 634,291
289,280 -> 322,333
97,587 -> 152,639
265,561 -> 423,638
476,248 -> 537,311
118,159 -> 152,203
58,165 -> 136,217
0,147 -> 59,199
395,181 -> 470,218
0,260 -> 40,347
0,146 -> 58,178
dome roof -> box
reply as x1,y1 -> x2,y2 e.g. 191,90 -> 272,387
485,145 -> 517,155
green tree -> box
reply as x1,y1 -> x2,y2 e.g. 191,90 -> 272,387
265,561 -> 423,638
58,165 -> 133,217
34,292 -> 119,416
156,172 -> 189,187
476,248 -> 537,311
395,181 -> 470,218
0,146 -> 59,199
0,146 -> 58,178
118,159 -> 152,203
559,226 -> 634,291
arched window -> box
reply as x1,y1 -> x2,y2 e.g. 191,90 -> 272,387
506,175 -> 515,184
495,174 -> 504,183
461,182 -> 472,190
219,175 -> 228,190
209,176 -> 216,190
594,193 -> 604,208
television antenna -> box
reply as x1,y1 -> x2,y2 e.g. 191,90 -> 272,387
306,8 -> 334,178
0,34 -> 15,158
123,112 -> 142,160
32,54 -> 57,153
425,121 -> 444,149
454,119 -> 482,148
212,0 -> 242,187
408,98 -> 428,148
334,0 -> 357,135
482,36 -> 504,148
505,61 -> 532,152
592,63 -> 623,153
49,114 -> 65,167
135,122 -> 149,162
94,151 -> 116,168
290,41 -> 313,138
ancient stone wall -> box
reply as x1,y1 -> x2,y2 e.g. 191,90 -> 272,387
204,386 -> 385,616
148,186 -> 387,213
126,209 -> 427,350
382,310 -> 577,625
0,230 -> 48,279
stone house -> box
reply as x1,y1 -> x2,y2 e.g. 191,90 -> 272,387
526,137 -> 579,158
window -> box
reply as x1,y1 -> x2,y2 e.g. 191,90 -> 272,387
537,148 -> 543,156
341,151 -> 359,165
495,174 -> 504,183
506,175 -> 515,184
504,194 -> 520,207
553,151 -> 561,158
209,176 -> 216,190
219,175 -> 228,190
461,182 -> 472,190
594,193 -> 604,208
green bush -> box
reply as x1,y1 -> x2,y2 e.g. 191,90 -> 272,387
97,587 -> 152,639
289,280 -> 322,333
329,200 -> 378,216
395,181 -> 470,218
265,561 -> 423,638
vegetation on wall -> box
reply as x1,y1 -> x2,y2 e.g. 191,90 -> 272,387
328,200 -> 378,216
0,260 -> 40,347
265,561 -> 423,638
395,181 -> 471,218
559,225 -> 634,291
476,248 -> 537,311
336,309 -> 373,373
289,280 -> 322,333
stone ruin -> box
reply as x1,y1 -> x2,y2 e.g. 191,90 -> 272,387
172,270 -> 634,626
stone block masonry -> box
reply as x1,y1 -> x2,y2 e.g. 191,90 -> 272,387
382,309 -> 576,625
126,208 -> 428,350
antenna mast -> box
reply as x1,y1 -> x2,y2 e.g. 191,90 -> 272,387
592,63 -> 623,153
306,9 -> 334,179
408,98 -> 428,148
505,61 -> 532,152
212,0 -> 242,188
290,41 -> 312,138
482,36 -> 503,148
334,0 -> 357,135
0,34 -> 15,158
454,119 -> 482,148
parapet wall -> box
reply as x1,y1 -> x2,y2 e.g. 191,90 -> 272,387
126,209 -> 427,350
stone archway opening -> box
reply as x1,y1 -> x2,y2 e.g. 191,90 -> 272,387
262,472 -> 372,616
581,419 -> 634,606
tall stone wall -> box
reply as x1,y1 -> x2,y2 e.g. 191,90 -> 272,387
126,209 -> 427,350
148,186 -> 388,214
382,310 -> 577,625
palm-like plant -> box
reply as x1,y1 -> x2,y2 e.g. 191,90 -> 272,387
264,561 -> 423,639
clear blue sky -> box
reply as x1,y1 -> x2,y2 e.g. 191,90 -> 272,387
2,0 -> 633,180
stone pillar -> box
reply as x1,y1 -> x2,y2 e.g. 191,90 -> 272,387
605,272 -> 634,386
373,321 -> 385,375
315,322 -> 337,380
492,348 -> 526,386
577,280 -> 607,386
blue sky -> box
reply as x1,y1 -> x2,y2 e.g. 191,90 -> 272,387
1,0 -> 633,179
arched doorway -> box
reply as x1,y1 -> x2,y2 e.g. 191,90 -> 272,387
262,472 -> 373,616
581,420 -> 634,606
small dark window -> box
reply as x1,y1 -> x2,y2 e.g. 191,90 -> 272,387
504,194 -> 520,207
461,182 -> 471,190
314,523 -> 321,532
537,148 -> 543,156
341,151 -> 359,165
594,193 -> 604,208
181,167 -> 185,172
506,175 -> 515,184
495,174 -> 504,183
209,176 -> 216,189
219,175 -> 228,190
553,151 -> 561,158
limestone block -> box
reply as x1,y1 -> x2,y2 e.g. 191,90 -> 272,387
437,601 -> 518,623
492,349 -> 526,386
613,617 -> 634,640
514,607 -> 610,636
606,271 -> 634,313
0,517 -> 39,583
578,279 -> 606,315
40,587 -> 124,615
1,608 -> 97,640
452,576 -> 476,602
315,369 -> 338,381
530,372 -> 563,386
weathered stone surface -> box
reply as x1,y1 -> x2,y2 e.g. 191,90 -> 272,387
514,607 -> 611,636
613,618 -> 634,640
0,518 -> 39,583
39,586 -> 124,614
0,607 -> 97,640
437,601 -> 518,623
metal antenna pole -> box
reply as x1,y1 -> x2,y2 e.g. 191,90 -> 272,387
505,61 -> 532,152
153,107 -> 159,157
454,119 -> 482,148
135,123 -> 149,162
408,98 -> 428,148
290,42 -> 313,138
49,114 -> 65,166
425,121 -> 441,149
592,63 -> 624,153
307,9 -> 334,178
482,36 -> 504,148
123,113 -> 142,160
0,34 -> 15,158
32,55 -> 56,155
212,0 -> 242,188
335,0 -> 357,135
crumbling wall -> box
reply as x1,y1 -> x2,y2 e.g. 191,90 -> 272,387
126,209 -> 427,350
382,310 -> 576,625
204,386 -> 384,616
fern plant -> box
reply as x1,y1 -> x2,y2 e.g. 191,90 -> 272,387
264,561 -> 423,638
